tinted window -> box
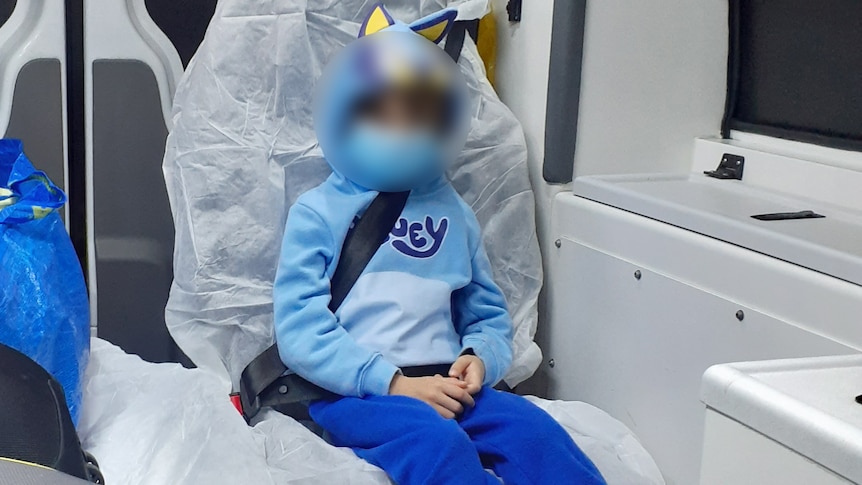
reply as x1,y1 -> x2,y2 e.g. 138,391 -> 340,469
724,0 -> 862,150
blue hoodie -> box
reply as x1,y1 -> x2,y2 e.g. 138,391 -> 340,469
273,7 -> 513,398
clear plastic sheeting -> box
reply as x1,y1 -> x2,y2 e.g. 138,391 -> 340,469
79,339 -> 390,485
79,338 -> 664,485
525,397 -> 666,485
162,0 -> 543,388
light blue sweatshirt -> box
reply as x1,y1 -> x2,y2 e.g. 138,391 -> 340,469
273,173 -> 513,397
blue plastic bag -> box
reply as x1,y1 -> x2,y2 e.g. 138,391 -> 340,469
0,139 -> 89,423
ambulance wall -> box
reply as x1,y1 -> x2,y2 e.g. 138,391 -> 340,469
492,0 -> 729,182
491,0 -> 730,391
490,0 -> 559,394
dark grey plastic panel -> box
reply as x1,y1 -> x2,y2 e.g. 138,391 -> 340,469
0,1 -> 15,28
92,59 -> 179,363
542,0 -> 587,184
4,59 -> 65,196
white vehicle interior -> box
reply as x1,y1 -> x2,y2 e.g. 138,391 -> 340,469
1,0 -> 860,484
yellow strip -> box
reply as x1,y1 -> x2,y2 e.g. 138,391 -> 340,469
477,12 -> 498,87
364,7 -> 393,36
415,20 -> 448,43
0,456 -> 51,470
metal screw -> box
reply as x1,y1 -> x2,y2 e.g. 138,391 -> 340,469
548,359 -> 555,368
736,310 -> 745,321
554,239 -> 562,248
634,270 -> 642,280
278,385 -> 288,394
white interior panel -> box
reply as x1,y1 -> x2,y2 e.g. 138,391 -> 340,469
573,0 -> 728,177
700,410 -> 851,485
0,0 -> 67,135
491,0 -> 566,268
83,0 -> 183,330
700,355 -> 862,483
547,194 -> 861,485
572,173 -> 862,288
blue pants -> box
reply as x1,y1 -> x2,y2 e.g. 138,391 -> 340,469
309,388 -> 606,485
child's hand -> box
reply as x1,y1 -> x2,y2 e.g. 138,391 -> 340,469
448,355 -> 485,395
389,374 -> 475,419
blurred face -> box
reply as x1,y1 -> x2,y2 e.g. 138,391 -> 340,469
313,30 -> 469,192
353,85 -> 447,133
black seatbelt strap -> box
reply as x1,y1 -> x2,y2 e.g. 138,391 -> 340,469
444,19 -> 479,63
329,191 -> 410,311
444,20 -> 468,63
239,191 -> 409,421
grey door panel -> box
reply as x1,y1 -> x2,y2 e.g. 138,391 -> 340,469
5,59 -> 66,196
92,59 -> 177,363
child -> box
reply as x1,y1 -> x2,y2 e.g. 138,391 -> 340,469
273,5 -> 606,484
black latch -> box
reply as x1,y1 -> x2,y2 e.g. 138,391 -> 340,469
507,0 -> 522,22
704,153 -> 745,180
751,210 -> 825,221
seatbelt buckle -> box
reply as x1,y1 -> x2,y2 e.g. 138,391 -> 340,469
229,392 -> 243,415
